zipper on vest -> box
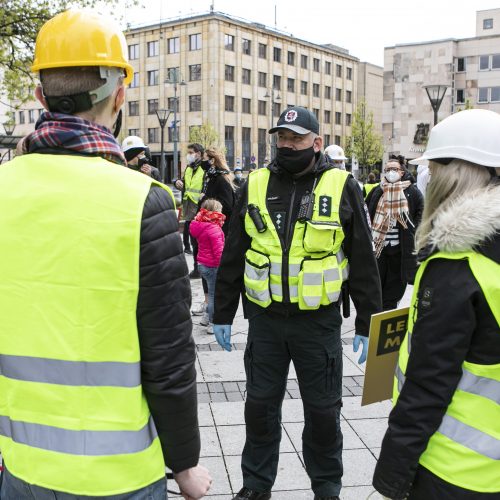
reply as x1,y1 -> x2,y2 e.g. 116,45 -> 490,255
282,180 -> 297,303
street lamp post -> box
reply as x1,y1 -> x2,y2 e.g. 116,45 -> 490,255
165,69 -> 186,183
2,121 -> 15,163
424,84 -> 448,125
156,109 -> 171,183
264,89 -> 281,160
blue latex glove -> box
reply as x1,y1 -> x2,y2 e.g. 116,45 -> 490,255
213,324 -> 232,352
353,334 -> 369,365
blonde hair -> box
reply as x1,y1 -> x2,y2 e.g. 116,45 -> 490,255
415,159 -> 491,253
201,198 -> 223,212
205,147 -> 235,190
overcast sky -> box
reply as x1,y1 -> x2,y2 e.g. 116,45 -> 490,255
106,0 -> 499,66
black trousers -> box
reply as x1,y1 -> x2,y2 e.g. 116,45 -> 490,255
183,220 -> 194,252
377,247 -> 407,311
242,305 -> 343,497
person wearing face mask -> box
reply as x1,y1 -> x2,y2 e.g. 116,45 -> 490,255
212,106 -> 382,500
0,9 -> 211,500
365,159 -> 424,310
122,135 -> 161,181
233,165 -> 245,189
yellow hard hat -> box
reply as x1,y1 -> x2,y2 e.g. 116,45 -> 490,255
31,10 -> 133,85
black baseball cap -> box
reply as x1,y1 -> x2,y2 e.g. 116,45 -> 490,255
269,106 -> 319,135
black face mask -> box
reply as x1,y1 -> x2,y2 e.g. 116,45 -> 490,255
276,146 -> 315,174
201,160 -> 213,171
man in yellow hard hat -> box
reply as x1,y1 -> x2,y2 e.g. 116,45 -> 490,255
0,9 -> 211,500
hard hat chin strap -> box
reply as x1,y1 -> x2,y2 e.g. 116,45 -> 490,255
44,67 -> 123,114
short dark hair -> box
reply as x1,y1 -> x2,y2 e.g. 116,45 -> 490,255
368,172 -> 376,182
188,143 -> 205,155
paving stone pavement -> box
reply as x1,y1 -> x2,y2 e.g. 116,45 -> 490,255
180,254 -> 413,499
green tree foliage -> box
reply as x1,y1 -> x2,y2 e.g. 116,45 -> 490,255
0,0 -> 136,102
455,99 -> 474,113
188,122 -> 225,151
345,99 -> 384,168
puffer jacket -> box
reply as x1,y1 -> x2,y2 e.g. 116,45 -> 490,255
190,218 -> 225,267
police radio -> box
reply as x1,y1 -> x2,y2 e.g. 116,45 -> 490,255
248,204 -> 267,233
297,191 -> 315,222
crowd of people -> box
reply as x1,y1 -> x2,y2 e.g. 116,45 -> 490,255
0,8 -> 498,500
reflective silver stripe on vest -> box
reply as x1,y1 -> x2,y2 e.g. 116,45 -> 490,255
437,414 -> 500,460
303,296 -> 321,307
341,263 -> 349,281
186,188 -> 202,194
303,273 -> 322,286
246,287 -> 271,302
270,284 -> 282,297
324,268 -> 340,283
457,368 -> 500,405
289,285 -> 298,298
395,363 -> 406,393
270,262 -> 282,276
0,354 -> 140,388
0,415 -> 157,456
336,249 -> 345,263
289,263 -> 301,277
327,291 -> 341,303
244,262 -> 269,281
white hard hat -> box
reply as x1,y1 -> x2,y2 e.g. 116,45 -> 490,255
122,135 -> 146,153
409,109 -> 500,167
325,144 -> 347,161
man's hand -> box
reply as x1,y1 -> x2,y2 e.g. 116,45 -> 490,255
353,334 -> 369,364
175,179 -> 184,190
213,324 -> 232,351
174,465 -> 212,500
140,164 -> 152,176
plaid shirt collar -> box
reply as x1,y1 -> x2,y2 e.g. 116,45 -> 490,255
25,112 -> 126,166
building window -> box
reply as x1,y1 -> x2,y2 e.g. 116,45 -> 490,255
346,113 -> 352,126
478,87 -> 489,103
130,72 -> 139,88
147,70 -> 159,86
128,101 -> 139,116
258,100 -> 267,115
287,78 -> 295,92
301,54 -> 308,69
258,72 -> 267,88
128,44 -> 139,60
258,128 -> 267,165
325,86 -> 331,99
168,97 -> 179,113
273,75 -> 281,90
148,128 -> 159,143
456,89 -> 465,104
301,81 -> 308,95
335,135 -> 341,145
128,128 -> 139,137
288,51 -> 295,65
346,90 -> 352,103
479,55 -> 490,71
167,67 -> 179,81
147,99 -> 158,115
38,108 -> 43,117
224,34 -> 234,51
225,126 -> 235,166
189,95 -> 201,112
242,98 -> 251,114
28,109 -> 35,123
225,65 -> 235,82
168,126 -> 179,143
147,40 -> 159,57
325,61 -> 331,75
493,54 -> 500,69
168,37 -> 179,54
273,47 -> 281,62
259,43 -> 267,59
273,103 -> 281,117
225,95 -> 235,112
189,33 -> 202,51
483,18 -> 493,30
313,58 -> 320,72
242,68 -> 252,85
491,87 -> 500,102
336,64 -> 342,77
242,38 -> 251,55
335,112 -> 342,125
336,87 -> 342,101
324,134 -> 331,145
313,83 -> 320,97
242,127 -> 251,166
189,64 -> 201,81
312,108 -> 319,119
456,57 -> 466,72
324,110 -> 331,123
346,67 -> 352,80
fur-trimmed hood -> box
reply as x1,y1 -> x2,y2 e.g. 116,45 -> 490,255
429,184 -> 500,255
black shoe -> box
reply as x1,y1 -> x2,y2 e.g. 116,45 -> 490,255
314,496 -> 339,500
232,487 -> 271,500
184,248 -> 193,255
189,269 -> 201,279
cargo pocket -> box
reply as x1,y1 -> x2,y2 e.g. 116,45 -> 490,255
244,249 -> 272,307
303,221 -> 339,253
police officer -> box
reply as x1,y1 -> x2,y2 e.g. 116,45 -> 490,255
373,109 -> 500,499
122,135 -> 161,181
0,10 -> 211,499
213,107 -> 382,500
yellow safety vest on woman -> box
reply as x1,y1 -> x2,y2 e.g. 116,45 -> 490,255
243,167 -> 350,310
393,251 -> 500,493
183,164 -> 204,203
0,154 -> 166,495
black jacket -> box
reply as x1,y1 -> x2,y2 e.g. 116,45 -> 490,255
366,173 -> 424,283
213,153 -> 382,335
373,185 -> 500,499
201,172 -> 235,235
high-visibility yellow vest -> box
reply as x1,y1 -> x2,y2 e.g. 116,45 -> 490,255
244,167 -> 350,310
0,154 -> 168,495
394,251 -> 500,493
183,164 -> 204,203
363,182 -> 379,199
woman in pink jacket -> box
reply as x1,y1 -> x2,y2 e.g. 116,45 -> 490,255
189,199 -> 226,334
